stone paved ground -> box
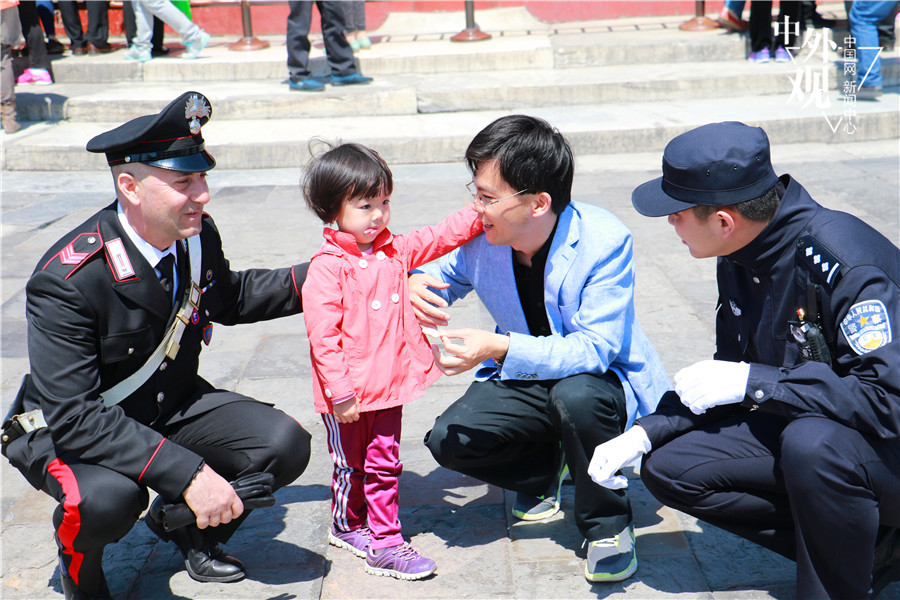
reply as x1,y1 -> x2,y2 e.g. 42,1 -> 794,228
2,137 -> 898,599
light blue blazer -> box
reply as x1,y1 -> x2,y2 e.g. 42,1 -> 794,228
420,201 -> 671,427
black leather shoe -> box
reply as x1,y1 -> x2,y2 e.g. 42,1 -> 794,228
88,42 -> 117,55
873,528 -> 900,598
184,541 -> 245,583
146,497 -> 246,583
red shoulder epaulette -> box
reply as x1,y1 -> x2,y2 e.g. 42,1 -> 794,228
42,228 -> 104,280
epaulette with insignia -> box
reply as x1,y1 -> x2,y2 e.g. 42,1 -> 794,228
796,235 -> 843,289
41,230 -> 104,280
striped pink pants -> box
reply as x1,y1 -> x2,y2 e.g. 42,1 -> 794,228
322,405 -> 404,550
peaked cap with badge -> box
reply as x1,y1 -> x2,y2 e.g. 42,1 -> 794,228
87,91 -> 216,172
5,92 -> 312,597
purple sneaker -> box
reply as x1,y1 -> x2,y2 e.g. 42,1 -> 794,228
748,47 -> 771,63
328,524 -> 370,558
365,542 -> 436,580
774,46 -> 791,62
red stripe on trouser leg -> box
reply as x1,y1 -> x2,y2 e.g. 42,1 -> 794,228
47,458 -> 84,585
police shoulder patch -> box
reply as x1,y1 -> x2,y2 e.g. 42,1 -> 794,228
796,235 -> 842,288
840,300 -> 892,355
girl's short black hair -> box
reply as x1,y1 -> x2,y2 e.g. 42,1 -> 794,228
465,115 -> 574,215
303,140 -> 393,223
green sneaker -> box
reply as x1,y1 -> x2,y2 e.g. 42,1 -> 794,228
512,459 -> 568,521
584,525 -> 637,583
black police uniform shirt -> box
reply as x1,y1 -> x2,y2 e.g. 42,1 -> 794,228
639,175 -> 900,443
13,202 -> 308,501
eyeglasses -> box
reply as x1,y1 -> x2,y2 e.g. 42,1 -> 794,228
466,181 -> 528,209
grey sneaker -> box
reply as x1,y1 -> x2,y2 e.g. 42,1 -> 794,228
584,524 -> 637,583
328,524 -> 370,558
183,31 -> 210,59
512,458 -> 568,521
124,45 -> 151,62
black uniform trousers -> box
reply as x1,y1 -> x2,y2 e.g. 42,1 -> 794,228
286,0 -> 356,82
13,394 -> 311,596
57,0 -> 109,50
641,400 -> 900,599
424,372 -> 630,541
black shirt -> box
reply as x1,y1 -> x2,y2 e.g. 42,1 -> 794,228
512,220 -> 558,337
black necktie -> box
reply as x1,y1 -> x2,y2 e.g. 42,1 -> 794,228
157,253 -> 176,305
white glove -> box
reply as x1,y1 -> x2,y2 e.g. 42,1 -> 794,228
588,426 -> 652,489
674,360 -> 751,415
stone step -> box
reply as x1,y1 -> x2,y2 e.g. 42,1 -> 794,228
4,93 -> 895,171
16,55 -> 900,123
44,24 -> 751,84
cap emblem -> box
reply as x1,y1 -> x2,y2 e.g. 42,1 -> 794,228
185,94 -> 211,135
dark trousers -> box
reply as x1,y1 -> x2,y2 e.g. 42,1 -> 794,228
641,408 -> 900,599
57,0 -> 109,50
424,372 -> 630,541
12,397 -> 311,596
286,0 -> 356,81
16,1 -> 50,71
749,1 -> 802,52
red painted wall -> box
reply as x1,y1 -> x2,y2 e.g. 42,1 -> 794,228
77,1 -> 727,38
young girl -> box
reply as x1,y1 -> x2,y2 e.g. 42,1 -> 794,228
301,142 -> 482,580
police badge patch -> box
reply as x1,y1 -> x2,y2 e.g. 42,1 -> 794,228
840,300 -> 892,355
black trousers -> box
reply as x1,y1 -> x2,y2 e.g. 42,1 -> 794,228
16,1 -> 50,71
424,372 -> 630,541
286,0 -> 356,81
641,405 -> 900,599
10,396 -> 311,596
749,1 -> 802,52
57,0 -> 109,50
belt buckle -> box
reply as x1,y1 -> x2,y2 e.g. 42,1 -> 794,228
13,409 -> 47,433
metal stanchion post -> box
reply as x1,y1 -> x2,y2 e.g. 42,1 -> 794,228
679,1 -> 720,31
451,1 -> 491,42
229,0 -> 270,51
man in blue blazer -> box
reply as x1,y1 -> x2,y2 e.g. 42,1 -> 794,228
410,115 -> 670,583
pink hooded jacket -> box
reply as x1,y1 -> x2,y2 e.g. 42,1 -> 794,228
302,205 -> 482,414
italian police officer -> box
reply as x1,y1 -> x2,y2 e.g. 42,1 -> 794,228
2,92 -> 312,599
587,122 -> 900,598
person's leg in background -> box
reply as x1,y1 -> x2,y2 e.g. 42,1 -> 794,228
748,1 -> 773,61
15,0 -> 52,85
56,0 -> 87,54
35,1 -> 65,54
1,3 -> 22,133
850,0 -> 896,100
83,0 -> 112,53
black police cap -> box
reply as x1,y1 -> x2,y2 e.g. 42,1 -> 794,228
86,91 -> 216,172
632,122 -> 778,217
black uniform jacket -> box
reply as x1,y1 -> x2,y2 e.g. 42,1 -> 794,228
14,202 -> 308,500
639,175 -> 900,445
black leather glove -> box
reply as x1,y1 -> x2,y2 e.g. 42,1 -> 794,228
153,472 -> 276,532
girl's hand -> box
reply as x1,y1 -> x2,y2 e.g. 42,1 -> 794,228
334,397 -> 360,423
